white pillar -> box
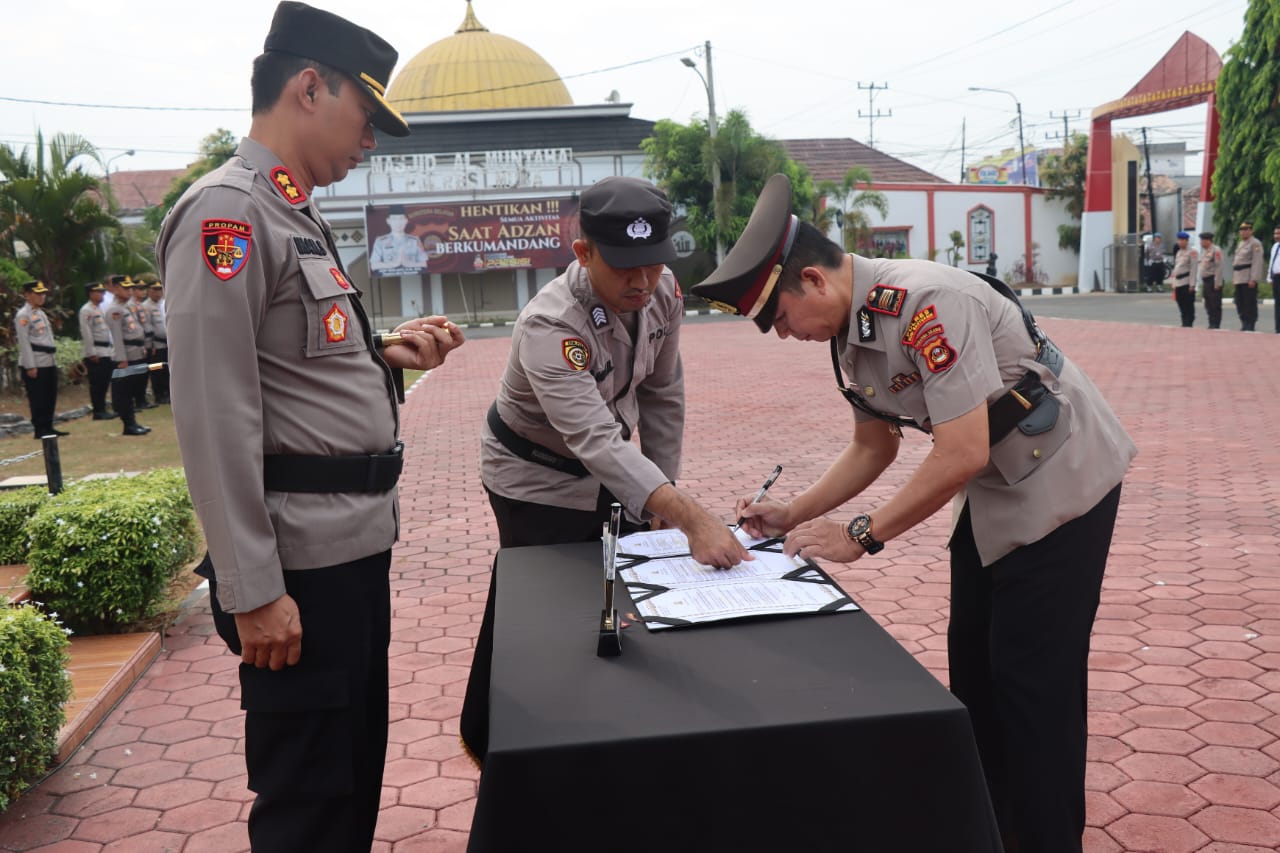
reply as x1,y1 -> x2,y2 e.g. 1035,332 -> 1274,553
429,274 -> 444,315
1195,201 -> 1214,236
400,274 -> 424,317
1078,211 -> 1113,292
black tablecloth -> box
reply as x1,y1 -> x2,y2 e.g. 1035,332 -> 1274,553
467,542 -> 1002,853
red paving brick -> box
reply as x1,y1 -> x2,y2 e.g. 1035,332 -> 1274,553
4,315 -> 1280,851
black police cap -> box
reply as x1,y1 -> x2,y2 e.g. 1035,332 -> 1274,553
106,274 -> 127,287
1198,231 -> 1214,240
264,2 -> 410,138
690,173 -> 798,333
579,177 -> 676,268
21,280 -> 49,294
86,280 -> 105,292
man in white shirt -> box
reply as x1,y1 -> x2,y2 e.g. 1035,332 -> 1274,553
1270,226 -> 1280,333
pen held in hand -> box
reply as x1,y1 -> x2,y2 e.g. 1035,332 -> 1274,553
736,464 -> 783,528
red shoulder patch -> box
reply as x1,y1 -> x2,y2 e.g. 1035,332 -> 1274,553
923,338 -> 958,373
201,219 -> 253,281
866,284 -> 907,317
562,337 -> 590,371
330,268 -> 351,289
270,166 -> 307,205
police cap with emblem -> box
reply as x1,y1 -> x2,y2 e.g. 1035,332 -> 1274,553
106,274 -> 127,288
1199,231 -> 1214,240
690,173 -> 798,333
263,1 -> 410,138
21,281 -> 48,294
579,177 -> 676,268
86,280 -> 105,292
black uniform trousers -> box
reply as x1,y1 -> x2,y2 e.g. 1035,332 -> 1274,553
1273,274 -> 1280,332
83,357 -> 113,415
948,484 -> 1121,853
460,486 -> 645,760
1234,282 -> 1258,330
1173,281 -> 1195,327
110,359 -> 146,427
1203,277 -> 1222,328
205,550 -> 392,853
150,345 -> 170,402
133,349 -> 153,406
21,366 -> 58,436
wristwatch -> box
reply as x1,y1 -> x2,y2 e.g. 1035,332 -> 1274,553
846,513 -> 884,554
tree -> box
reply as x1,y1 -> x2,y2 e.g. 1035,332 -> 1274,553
1040,132 -> 1088,253
1213,0 -> 1280,241
643,111 -> 816,256
144,129 -> 238,230
813,166 -> 889,254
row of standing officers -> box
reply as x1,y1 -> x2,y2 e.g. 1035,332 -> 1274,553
1164,222 -> 1278,331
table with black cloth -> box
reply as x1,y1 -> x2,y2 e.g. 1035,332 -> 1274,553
466,542 -> 1003,853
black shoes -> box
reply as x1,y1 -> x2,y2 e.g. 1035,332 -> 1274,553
136,401 -> 158,410
52,429 -> 70,436
122,424 -> 151,436
93,411 -> 117,420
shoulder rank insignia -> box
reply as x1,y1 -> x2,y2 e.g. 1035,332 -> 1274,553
866,284 -> 907,317
562,337 -> 590,371
202,219 -> 253,281
856,306 -> 875,342
590,304 -> 608,328
323,304 -> 349,343
270,166 -> 307,205
329,268 -> 352,290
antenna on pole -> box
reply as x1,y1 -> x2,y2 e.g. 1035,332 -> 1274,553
857,82 -> 892,149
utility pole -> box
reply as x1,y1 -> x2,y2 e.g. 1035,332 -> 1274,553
1046,109 -> 1081,145
857,82 -> 891,149
959,118 -> 967,183
1141,126 -> 1156,236
681,41 -> 722,263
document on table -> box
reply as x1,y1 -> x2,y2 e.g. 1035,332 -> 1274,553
616,528 -> 858,630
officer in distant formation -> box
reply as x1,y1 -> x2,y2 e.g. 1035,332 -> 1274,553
103,275 -> 151,435
129,275 -> 158,408
1197,231 -> 1224,329
1231,221 -> 1264,331
14,280 -> 66,439
1169,231 -> 1197,328
142,276 -> 170,403
1143,232 -> 1165,292
78,280 -> 117,419
1269,225 -> 1280,334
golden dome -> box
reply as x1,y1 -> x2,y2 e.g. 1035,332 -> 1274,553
387,2 -> 573,113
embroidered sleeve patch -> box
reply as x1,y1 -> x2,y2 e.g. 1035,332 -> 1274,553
202,219 -> 253,281
922,338 -> 958,373
270,166 -> 307,205
901,304 -> 938,346
329,268 -> 352,290
562,337 -> 590,370
867,284 -> 907,316
323,304 -> 349,342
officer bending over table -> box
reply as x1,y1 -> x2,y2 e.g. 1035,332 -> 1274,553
693,174 -> 1137,853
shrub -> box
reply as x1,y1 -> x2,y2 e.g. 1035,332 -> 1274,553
0,487 -> 49,565
0,603 -> 72,813
25,469 -> 198,634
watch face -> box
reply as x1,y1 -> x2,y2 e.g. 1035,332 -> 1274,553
849,515 -> 872,537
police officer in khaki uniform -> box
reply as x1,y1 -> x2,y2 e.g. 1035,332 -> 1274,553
128,276 -> 157,409
694,174 -> 1137,853
1170,231 -> 1198,327
14,281 -> 66,438
462,177 -> 748,760
156,4 -> 463,851
143,278 -> 170,403
103,274 -> 150,435
78,280 -> 116,419
1232,220 -> 1265,331
1199,231 -> 1225,329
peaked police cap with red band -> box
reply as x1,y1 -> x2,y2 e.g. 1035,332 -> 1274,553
690,173 -> 799,333
262,1 -> 410,138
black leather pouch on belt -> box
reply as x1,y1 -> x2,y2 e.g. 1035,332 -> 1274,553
987,340 -> 1065,444
263,441 -> 404,492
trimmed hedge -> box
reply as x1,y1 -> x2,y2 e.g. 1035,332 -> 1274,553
0,487 -> 49,565
25,469 -> 198,634
0,603 -> 71,813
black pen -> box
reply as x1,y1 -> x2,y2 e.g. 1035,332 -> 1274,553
736,465 -> 783,527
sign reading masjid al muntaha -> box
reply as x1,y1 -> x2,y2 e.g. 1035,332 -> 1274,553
364,197 -> 579,278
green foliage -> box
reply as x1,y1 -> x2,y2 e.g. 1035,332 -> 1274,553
643,111 -> 816,256
144,129 -> 237,231
1213,0 -> 1280,239
0,487 -> 49,565
1057,224 -> 1082,253
944,230 -> 965,266
812,167 -> 890,254
1040,132 -> 1088,225
0,603 -> 72,812
25,469 -> 198,634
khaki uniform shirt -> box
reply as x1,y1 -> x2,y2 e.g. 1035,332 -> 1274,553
104,297 -> 146,363
145,297 -> 167,347
480,261 -> 684,522
14,304 -> 56,369
131,298 -> 154,347
1171,247 -> 1197,287
79,302 -> 113,359
1232,236 -> 1264,284
157,137 -> 400,614
1198,244 -> 1223,284
369,232 -> 429,271
838,254 -> 1137,566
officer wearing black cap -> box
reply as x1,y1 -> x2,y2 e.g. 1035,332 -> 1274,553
694,173 -> 1137,853
1232,221 -> 1265,330
103,274 -> 149,435
1198,231 -> 1224,328
78,280 -> 116,419
156,4 -> 463,851
14,281 -> 66,438
143,278 -> 170,404
1171,231 -> 1198,327
463,176 -> 748,760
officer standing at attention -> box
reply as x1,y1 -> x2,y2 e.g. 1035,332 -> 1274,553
103,275 -> 150,435
1232,221 -> 1265,331
1269,225 -> 1280,333
693,174 -> 1137,853
129,276 -> 157,409
156,4 -> 463,851
1170,231 -> 1198,327
143,278 -> 170,403
462,176 -> 748,761
78,280 -> 117,419
14,280 -> 66,439
1198,231 -> 1224,329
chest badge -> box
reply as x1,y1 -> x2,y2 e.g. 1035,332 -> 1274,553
202,219 -> 253,281
562,337 -> 590,371
270,166 -> 307,205
329,268 -> 352,290
323,304 -> 349,343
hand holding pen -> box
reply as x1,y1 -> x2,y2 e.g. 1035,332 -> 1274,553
734,465 -> 788,538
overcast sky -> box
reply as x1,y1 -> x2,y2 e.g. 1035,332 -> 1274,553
1,0 -> 1250,183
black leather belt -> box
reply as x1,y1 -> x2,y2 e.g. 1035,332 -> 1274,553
1233,263 -> 1251,270
155,336 -> 167,343
1175,272 -> 1190,280
486,402 -> 589,477
31,344 -> 56,353
124,338 -> 145,345
93,340 -> 110,347
263,441 -> 404,493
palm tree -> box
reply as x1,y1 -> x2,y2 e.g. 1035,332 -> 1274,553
820,167 -> 889,254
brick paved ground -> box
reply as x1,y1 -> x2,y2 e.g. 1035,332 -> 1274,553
2,314 -> 1279,852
